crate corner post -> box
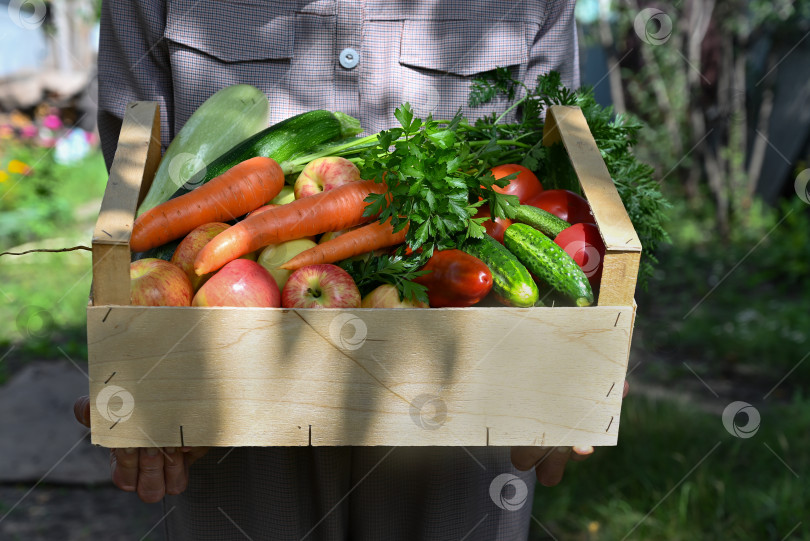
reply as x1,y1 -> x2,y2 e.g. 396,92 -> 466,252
543,105 -> 642,307
88,101 -> 160,445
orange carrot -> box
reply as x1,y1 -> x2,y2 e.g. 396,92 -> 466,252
194,179 -> 387,275
130,157 -> 284,253
280,219 -> 408,271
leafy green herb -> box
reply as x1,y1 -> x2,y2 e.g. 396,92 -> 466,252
337,249 -> 430,304
359,103 -> 519,259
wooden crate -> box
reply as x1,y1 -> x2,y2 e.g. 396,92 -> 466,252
87,102 -> 641,449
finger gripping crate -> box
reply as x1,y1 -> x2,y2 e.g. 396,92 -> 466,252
87,102 -> 641,448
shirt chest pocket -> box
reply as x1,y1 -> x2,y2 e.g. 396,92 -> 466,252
163,0 -> 297,128
164,0 -> 295,63
399,19 -> 530,77
387,18 -> 538,121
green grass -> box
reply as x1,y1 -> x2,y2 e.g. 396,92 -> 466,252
530,394 -> 809,540
636,195 -> 810,389
0,145 -> 107,379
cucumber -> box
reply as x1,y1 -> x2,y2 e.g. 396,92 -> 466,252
170,110 -> 363,200
138,84 -> 269,215
504,224 -> 594,307
132,238 -> 180,262
513,204 -> 570,238
463,235 -> 539,307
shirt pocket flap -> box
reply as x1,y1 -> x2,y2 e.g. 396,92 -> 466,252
165,0 -> 295,62
399,20 -> 528,77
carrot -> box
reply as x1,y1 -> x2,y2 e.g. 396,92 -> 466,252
194,179 -> 387,275
280,219 -> 408,271
130,157 -> 284,253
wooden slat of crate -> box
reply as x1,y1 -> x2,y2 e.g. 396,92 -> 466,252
87,304 -> 635,448
91,102 -> 161,306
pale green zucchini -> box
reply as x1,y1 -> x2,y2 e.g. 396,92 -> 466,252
137,84 -> 269,215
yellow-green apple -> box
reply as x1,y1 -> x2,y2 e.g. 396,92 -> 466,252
192,259 -> 280,307
282,264 -> 361,308
294,156 -> 361,199
171,222 -> 230,291
318,226 -> 357,244
131,258 -> 194,306
270,185 -> 295,205
257,238 -> 318,290
241,250 -> 259,262
361,284 -> 429,308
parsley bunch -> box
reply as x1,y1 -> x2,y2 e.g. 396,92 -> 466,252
337,248 -> 429,303
359,103 -> 519,258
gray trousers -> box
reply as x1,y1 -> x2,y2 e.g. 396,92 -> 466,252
164,447 -> 536,540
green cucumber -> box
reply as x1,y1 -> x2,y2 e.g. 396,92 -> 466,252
463,235 -> 539,307
170,110 -> 362,200
138,84 -> 269,215
504,223 -> 594,307
513,204 -> 570,238
132,238 -> 180,262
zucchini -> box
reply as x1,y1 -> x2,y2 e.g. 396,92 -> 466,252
170,110 -> 363,199
462,234 -> 539,308
504,224 -> 594,307
138,84 -> 269,215
513,204 -> 570,238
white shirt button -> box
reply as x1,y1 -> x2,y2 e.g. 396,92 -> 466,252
339,48 -> 359,69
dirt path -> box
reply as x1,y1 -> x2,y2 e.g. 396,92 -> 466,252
0,485 -> 166,541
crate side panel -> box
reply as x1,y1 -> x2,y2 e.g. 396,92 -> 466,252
88,306 -> 633,447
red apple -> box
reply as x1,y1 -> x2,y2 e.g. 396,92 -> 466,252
361,284 -> 429,308
131,258 -> 194,306
294,156 -> 361,199
282,264 -> 361,308
171,222 -> 230,291
192,259 -> 280,307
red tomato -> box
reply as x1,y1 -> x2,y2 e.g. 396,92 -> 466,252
525,189 -> 595,225
474,205 -> 512,244
488,164 -> 543,204
554,223 -> 605,288
414,249 -> 493,307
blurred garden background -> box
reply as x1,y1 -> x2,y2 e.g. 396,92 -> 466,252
1,0 -> 808,539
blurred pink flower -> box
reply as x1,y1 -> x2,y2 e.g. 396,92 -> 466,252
20,125 -> 37,138
43,114 -> 63,130
0,125 -> 12,139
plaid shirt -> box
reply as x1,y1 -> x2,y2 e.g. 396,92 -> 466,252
98,0 -> 579,168
97,1 -> 578,539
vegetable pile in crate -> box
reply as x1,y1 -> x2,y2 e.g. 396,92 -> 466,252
87,83 -> 644,448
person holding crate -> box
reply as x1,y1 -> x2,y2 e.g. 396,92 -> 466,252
74,1 -> 629,539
